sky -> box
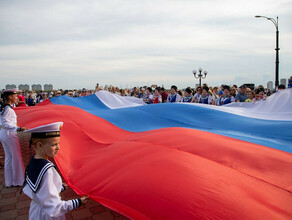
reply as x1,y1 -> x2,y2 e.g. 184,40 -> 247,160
0,0 -> 292,90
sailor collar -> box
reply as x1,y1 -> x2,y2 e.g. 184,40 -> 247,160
0,104 -> 13,114
25,155 -> 55,193
4,104 -> 13,109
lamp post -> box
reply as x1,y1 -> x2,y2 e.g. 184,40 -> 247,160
255,15 -> 279,89
192,68 -> 207,86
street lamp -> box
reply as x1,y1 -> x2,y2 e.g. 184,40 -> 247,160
255,15 -> 279,89
192,68 -> 207,86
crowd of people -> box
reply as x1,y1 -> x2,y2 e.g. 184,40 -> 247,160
136,83 -> 287,105
0,78 -> 291,219
1,78 -> 291,107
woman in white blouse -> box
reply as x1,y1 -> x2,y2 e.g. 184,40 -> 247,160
0,88 -> 26,187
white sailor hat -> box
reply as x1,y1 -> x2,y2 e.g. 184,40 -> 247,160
1,88 -> 19,96
24,122 -> 63,139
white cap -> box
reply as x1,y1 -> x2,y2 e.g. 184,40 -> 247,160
24,122 -> 63,138
1,88 -> 19,94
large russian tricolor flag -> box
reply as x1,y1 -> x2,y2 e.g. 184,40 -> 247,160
16,89 -> 292,220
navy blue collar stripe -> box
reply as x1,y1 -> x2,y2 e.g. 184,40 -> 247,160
26,162 -> 55,193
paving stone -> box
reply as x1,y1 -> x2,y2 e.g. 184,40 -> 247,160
2,192 -> 16,199
85,199 -> 100,209
0,180 -> 4,185
0,209 -> 18,219
16,200 -> 30,209
17,194 -> 30,202
0,204 -> 15,212
89,205 -> 106,214
92,211 -> 114,220
71,208 -> 92,220
111,210 -> 127,218
17,207 -> 29,216
61,189 -> 77,199
66,213 -> 74,220
16,214 -> 28,220
1,187 -> 18,194
0,197 -> 17,206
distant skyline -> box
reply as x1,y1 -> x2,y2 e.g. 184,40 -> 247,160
1,0 -> 292,90
3,76 -> 290,91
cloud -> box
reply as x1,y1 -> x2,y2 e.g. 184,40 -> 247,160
0,0 -> 291,89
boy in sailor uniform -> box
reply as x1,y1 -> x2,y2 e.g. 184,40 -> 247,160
0,88 -> 26,187
23,122 -> 88,220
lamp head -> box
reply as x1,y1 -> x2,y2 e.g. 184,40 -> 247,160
192,70 -> 197,76
255,15 -> 272,21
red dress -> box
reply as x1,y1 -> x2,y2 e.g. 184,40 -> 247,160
17,95 -> 27,107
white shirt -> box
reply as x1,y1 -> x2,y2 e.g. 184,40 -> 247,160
23,165 -> 80,220
0,105 -> 18,131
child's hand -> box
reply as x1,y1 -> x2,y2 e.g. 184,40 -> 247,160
80,196 -> 89,205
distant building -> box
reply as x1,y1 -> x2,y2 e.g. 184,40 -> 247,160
267,81 -> 273,91
19,84 -> 30,91
280,78 -> 287,87
6,84 -> 17,90
44,84 -> 53,91
32,84 -> 42,91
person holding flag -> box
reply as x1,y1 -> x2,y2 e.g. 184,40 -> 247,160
23,122 -> 88,220
0,88 -> 26,187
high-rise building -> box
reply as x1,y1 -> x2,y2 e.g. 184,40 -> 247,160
31,84 -> 42,91
19,84 -> 30,91
5,84 -> 17,90
267,81 -> 273,91
44,84 -> 53,91
280,78 -> 287,87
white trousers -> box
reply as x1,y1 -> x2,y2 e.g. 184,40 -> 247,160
0,129 -> 25,186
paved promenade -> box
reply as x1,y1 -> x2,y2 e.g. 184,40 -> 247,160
0,130 -> 129,220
